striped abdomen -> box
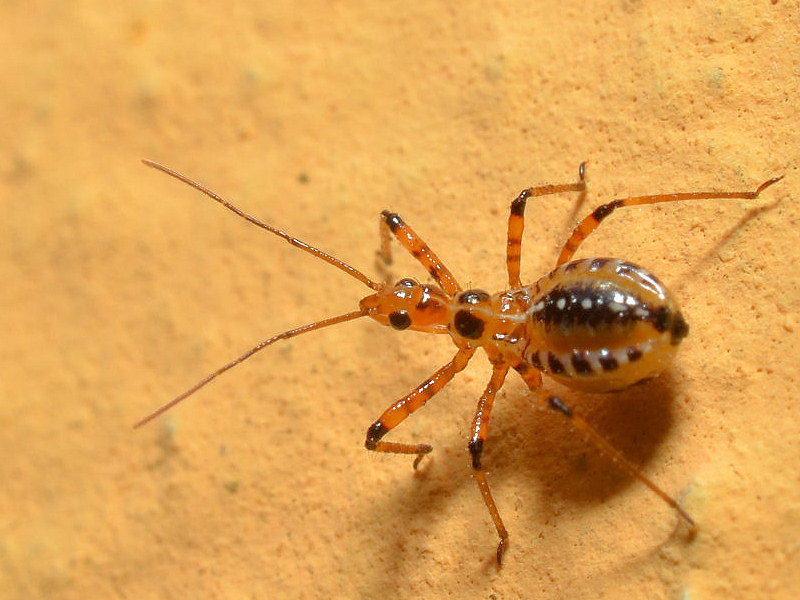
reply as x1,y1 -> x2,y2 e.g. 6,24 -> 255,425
523,258 -> 688,392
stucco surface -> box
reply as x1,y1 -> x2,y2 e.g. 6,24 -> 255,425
1,2 -> 798,599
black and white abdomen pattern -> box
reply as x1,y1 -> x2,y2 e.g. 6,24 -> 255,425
527,342 -> 654,378
523,257 -> 688,392
531,280 -> 653,335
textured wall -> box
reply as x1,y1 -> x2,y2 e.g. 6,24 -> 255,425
1,2 -> 798,599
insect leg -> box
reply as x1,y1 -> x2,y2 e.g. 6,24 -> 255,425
541,393 -> 696,529
365,347 -> 475,467
380,210 -> 462,295
507,162 -> 586,288
468,364 -> 510,564
556,175 -> 784,266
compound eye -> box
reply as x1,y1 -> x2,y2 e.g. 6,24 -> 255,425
389,310 -> 412,330
396,278 -> 417,288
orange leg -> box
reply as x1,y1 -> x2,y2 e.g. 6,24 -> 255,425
380,210 -> 461,295
539,392 -> 696,529
514,360 -> 543,392
365,347 -> 475,467
468,364 -> 510,564
506,163 -> 586,288
556,175 -> 783,266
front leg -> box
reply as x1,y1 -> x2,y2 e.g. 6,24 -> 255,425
378,210 -> 461,295
365,347 -> 475,467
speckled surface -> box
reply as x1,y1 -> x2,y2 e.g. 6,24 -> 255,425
1,2 -> 799,599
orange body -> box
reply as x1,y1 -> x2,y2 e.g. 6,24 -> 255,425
362,256 -> 686,394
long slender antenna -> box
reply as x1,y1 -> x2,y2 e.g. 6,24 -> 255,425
142,160 -> 382,291
134,309 -> 368,428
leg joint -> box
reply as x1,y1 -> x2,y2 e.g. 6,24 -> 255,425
510,191 -> 530,216
365,422 -> 388,450
468,438 -> 484,470
547,396 -> 572,417
591,199 -> 622,222
381,210 -> 402,233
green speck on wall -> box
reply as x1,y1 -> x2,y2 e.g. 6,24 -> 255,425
708,66 -> 725,90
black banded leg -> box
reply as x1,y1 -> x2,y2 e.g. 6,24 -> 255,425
365,347 -> 475,468
556,175 -> 783,266
507,162 -> 586,288
468,365 -> 510,564
540,392 -> 696,530
380,211 -> 461,295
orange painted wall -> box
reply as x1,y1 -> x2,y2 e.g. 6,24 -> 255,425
1,2 -> 798,599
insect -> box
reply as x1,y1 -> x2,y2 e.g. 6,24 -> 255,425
135,159 -> 782,564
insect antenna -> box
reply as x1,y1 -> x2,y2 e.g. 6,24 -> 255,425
134,309 -> 368,428
141,160 -> 382,291
135,160 -> 380,428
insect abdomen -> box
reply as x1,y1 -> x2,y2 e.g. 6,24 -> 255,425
524,258 -> 688,392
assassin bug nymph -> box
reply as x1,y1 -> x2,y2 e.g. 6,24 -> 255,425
135,159 -> 782,564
